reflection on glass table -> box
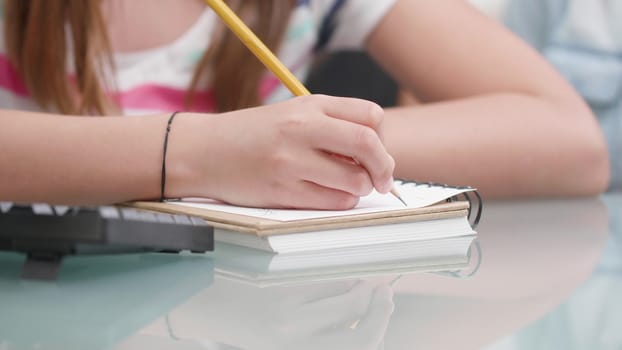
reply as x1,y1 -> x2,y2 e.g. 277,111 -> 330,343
0,196 -> 612,350
0,253 -> 213,350
210,236 -> 477,288
125,197 -> 608,350
484,194 -> 622,350
382,197 -> 608,349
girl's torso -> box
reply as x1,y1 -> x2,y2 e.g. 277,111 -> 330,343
0,0 -> 397,115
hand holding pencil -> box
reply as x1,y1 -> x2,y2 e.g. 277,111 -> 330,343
204,0 -> 406,206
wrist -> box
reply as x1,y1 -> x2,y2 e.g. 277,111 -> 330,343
159,112 -> 180,201
162,112 -> 215,199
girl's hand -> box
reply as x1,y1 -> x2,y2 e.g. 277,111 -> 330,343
168,95 -> 395,209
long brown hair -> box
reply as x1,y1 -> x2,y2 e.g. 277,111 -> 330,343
3,0 -> 296,115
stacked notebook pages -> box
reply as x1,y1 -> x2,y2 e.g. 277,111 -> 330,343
134,180 -> 482,284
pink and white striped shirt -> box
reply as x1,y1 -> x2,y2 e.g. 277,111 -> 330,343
0,0 -> 397,115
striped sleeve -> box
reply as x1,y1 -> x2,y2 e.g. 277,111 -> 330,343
503,0 -> 565,51
312,0 -> 398,52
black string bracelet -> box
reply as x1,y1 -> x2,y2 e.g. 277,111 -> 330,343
161,111 -> 180,202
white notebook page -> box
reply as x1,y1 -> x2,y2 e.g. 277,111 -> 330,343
171,182 -> 474,222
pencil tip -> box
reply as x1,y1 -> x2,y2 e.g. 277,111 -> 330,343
390,188 -> 408,206
398,196 -> 408,207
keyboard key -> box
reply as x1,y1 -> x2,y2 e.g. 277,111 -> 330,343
99,206 -> 121,219
172,215 -> 192,225
120,208 -> 142,221
137,211 -> 158,222
155,213 -> 176,224
53,206 -> 71,216
0,202 -> 13,214
190,217 -> 208,226
32,204 -> 54,215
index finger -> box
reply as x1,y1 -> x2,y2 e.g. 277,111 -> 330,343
311,95 -> 385,132
307,116 -> 395,193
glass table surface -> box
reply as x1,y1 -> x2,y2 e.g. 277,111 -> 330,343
0,194 -> 619,350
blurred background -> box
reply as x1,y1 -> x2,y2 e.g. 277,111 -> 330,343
471,0 -> 508,18
306,0 -> 510,107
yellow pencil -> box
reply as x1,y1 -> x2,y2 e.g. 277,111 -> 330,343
204,0 -> 407,206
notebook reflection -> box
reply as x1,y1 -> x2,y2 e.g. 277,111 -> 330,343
129,197 -> 607,350
120,232 -> 478,349
210,238 -> 479,287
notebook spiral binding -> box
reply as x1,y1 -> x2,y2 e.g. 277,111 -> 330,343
395,179 -> 483,229
395,179 -> 484,279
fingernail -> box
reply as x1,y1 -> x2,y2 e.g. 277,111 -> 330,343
372,103 -> 384,118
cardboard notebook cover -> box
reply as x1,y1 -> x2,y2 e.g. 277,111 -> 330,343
131,200 -> 470,237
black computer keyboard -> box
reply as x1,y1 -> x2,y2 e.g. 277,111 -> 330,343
0,203 -> 214,279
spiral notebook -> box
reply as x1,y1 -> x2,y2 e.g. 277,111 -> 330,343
133,181 -> 481,254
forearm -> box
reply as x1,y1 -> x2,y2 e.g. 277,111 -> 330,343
385,94 -> 610,198
0,96 -> 397,209
0,110 -> 172,205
